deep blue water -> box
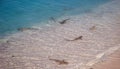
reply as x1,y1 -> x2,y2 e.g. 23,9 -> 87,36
0,0 -> 110,37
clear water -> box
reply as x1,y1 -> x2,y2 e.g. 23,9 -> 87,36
0,0 -> 110,37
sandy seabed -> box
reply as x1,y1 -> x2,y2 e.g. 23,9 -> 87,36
0,0 -> 120,69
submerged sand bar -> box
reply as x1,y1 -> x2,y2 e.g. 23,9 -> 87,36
0,0 -> 120,69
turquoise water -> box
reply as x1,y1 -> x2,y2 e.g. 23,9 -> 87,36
0,0 -> 110,37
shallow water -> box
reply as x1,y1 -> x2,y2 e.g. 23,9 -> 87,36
0,0 -> 110,37
0,0 -> 120,69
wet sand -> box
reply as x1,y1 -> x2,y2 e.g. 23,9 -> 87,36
0,0 -> 120,69
91,49 -> 120,69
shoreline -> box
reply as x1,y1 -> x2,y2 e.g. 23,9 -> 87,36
0,0 -> 120,69
91,49 -> 120,69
